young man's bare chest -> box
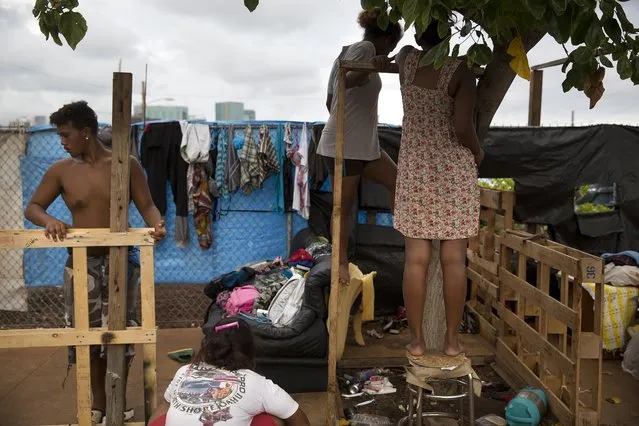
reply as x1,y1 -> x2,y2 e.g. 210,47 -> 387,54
59,160 -> 112,213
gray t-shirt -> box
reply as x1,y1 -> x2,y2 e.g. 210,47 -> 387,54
317,40 -> 381,161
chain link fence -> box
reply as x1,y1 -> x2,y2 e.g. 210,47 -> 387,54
0,122 -> 309,330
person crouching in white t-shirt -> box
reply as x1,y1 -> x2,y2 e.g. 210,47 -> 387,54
149,318 -> 311,426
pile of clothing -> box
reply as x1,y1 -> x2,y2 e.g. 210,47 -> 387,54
204,248 -> 321,328
603,251 -> 639,287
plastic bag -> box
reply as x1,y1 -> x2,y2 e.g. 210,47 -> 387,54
622,328 -> 639,380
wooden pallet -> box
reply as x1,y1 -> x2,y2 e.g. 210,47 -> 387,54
0,229 -> 158,426
496,231 -> 603,426
467,188 -> 515,345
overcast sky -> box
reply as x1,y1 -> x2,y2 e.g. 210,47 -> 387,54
1,0 -> 638,126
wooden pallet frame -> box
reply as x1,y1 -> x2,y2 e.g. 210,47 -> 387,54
496,230 -> 603,426
0,228 -> 157,426
467,188 -> 515,345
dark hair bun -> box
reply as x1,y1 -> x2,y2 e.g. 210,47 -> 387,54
358,9 -> 381,29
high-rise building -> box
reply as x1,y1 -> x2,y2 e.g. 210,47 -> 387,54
243,109 -> 256,121
215,102 -> 245,121
133,104 -> 189,121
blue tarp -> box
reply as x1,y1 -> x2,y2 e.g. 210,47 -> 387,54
21,121 -> 309,287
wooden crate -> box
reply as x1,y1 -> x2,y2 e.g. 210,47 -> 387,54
467,188 -> 515,345
496,230 -> 604,426
0,229 -> 158,426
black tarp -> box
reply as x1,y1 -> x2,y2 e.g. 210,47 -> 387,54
308,123 -> 639,257
482,125 -> 639,255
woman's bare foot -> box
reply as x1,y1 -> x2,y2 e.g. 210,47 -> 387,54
406,340 -> 426,357
338,263 -> 350,285
444,334 -> 462,357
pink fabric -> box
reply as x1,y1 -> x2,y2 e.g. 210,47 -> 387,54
148,414 -> 166,426
225,285 -> 260,315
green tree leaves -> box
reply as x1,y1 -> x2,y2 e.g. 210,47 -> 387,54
32,0 -> 87,50
244,0 -> 259,13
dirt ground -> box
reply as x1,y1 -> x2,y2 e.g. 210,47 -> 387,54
1,328 -> 638,425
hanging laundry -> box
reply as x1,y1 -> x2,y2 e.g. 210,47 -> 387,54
292,123 -> 310,219
215,127 -> 229,197
226,128 -> 241,194
257,124 -> 280,183
282,123 -> 294,211
179,121 -> 210,163
140,121 -> 189,247
191,162 -> 213,249
239,125 -> 262,195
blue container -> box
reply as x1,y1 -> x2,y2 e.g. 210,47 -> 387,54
505,387 -> 548,426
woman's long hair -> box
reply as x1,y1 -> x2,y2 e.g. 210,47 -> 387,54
192,318 -> 256,371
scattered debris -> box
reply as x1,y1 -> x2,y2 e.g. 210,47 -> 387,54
366,329 -> 384,339
475,414 -> 507,426
606,396 -> 622,405
363,376 -> 396,395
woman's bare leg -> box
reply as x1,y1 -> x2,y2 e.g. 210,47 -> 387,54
440,239 -> 468,356
330,174 -> 360,284
403,237 -> 432,356
362,151 -> 398,213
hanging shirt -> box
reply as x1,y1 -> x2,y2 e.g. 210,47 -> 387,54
292,123 -> 310,219
239,125 -> 262,195
164,363 -> 299,426
179,122 -> 211,163
317,41 -> 382,161
215,128 -> 229,197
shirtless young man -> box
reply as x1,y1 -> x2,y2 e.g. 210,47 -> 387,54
24,101 -> 167,423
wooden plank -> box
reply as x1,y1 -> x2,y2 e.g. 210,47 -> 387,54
501,191 -> 515,230
516,253 -> 527,359
467,249 -> 498,275
0,228 -> 154,249
479,188 -> 501,210
327,65 -> 347,426
0,328 -> 156,348
499,307 -> 575,378
528,69 -> 543,126
340,60 -> 399,73
479,209 -> 505,231
591,279 -> 604,416
496,339 -> 573,426
538,262 -> 550,382
467,268 -> 498,300
106,71 -> 133,426
570,263 -> 584,421
502,232 -> 581,277
578,333 -> 601,359
499,268 -> 578,329
72,247 -> 92,426
140,246 -> 157,423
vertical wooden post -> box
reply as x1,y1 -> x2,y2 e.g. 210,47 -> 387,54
73,247 -> 92,426
106,72 -> 133,426
140,246 -> 157,423
528,69 -> 543,127
327,65 -> 346,426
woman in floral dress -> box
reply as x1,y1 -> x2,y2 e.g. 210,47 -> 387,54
391,20 -> 483,359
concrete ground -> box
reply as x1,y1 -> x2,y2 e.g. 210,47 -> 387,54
1,328 -> 638,425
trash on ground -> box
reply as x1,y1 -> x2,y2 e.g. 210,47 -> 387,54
475,414 -> 507,426
606,396 -> 622,405
366,329 -> 384,339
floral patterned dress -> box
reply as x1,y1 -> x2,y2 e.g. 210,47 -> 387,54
394,50 -> 480,240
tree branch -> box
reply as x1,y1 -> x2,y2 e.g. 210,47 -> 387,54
475,27 -> 548,142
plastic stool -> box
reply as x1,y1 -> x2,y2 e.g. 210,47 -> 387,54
399,373 -> 475,426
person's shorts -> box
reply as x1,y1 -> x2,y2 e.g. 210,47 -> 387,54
63,248 -> 141,364
321,155 -> 371,177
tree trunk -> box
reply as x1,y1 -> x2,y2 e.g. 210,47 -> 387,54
422,28 -> 548,350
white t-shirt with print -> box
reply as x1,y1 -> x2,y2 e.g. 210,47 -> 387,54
164,363 -> 299,425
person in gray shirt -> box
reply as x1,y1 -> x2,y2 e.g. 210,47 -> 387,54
317,8 -> 403,284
